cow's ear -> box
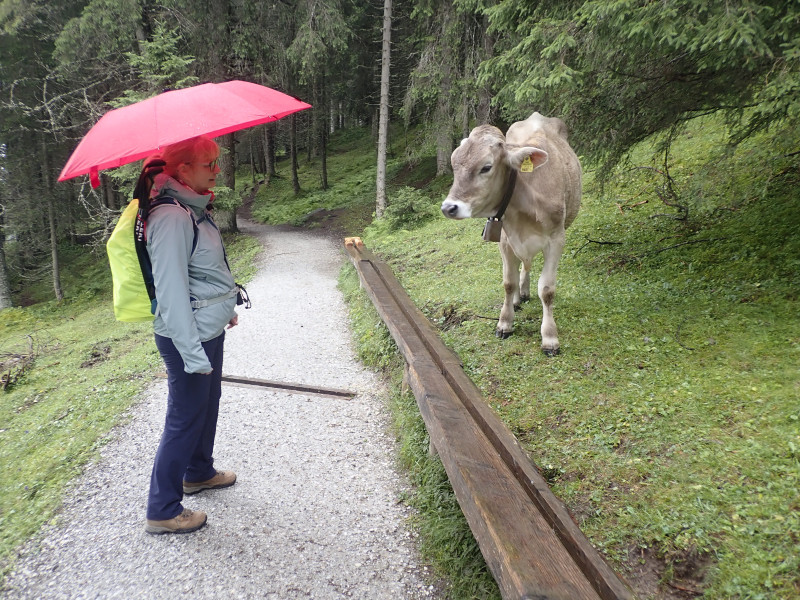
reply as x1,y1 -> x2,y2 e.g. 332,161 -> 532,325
508,147 -> 548,172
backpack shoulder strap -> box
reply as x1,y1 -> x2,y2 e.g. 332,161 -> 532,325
148,196 -> 200,254
134,195 -> 200,305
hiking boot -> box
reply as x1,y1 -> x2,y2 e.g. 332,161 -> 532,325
145,508 -> 207,535
183,470 -> 237,495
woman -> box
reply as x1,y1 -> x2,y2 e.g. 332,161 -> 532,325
142,136 -> 239,535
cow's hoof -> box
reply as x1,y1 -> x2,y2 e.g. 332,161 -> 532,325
513,304 -> 522,312
495,329 -> 512,339
542,347 -> 560,357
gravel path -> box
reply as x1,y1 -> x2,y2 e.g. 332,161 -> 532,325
2,221 -> 437,599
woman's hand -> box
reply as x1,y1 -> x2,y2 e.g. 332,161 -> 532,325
227,315 -> 239,329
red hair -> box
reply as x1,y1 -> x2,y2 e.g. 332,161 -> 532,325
146,136 -> 219,178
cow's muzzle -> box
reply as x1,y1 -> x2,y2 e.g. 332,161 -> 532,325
441,200 -> 466,219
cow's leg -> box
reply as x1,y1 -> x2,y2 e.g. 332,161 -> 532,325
496,241 -> 520,338
539,233 -> 565,355
519,259 -> 532,303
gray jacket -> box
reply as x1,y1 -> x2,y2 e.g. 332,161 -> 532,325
147,174 -> 237,373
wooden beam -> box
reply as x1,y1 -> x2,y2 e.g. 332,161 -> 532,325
344,238 -> 636,600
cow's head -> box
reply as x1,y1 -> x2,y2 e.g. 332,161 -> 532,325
441,124 -> 548,220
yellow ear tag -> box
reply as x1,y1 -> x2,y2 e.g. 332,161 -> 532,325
520,155 -> 534,173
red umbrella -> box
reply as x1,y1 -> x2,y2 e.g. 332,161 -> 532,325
58,80 -> 312,188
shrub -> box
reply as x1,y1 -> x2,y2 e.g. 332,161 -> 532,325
383,186 -> 440,231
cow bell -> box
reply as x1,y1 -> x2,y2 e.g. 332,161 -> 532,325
482,218 -> 503,243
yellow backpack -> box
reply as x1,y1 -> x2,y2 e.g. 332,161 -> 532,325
106,196 -> 197,322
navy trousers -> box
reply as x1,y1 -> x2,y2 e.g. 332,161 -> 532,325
147,332 -> 225,520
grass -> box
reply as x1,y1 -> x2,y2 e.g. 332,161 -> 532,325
348,118 -> 799,599
0,230 -> 260,578
267,116 -> 799,599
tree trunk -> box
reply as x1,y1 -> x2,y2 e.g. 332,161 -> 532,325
68,187 -> 78,244
102,174 -> 118,211
461,16 -> 472,138
218,133 -> 238,233
477,15 -> 494,124
47,197 -> 63,301
435,3 -> 456,176
320,123 -> 328,191
291,113 -> 300,194
320,71 -> 328,190
376,0 -> 392,218
249,134 -> 256,185
254,128 -> 266,175
100,175 -> 110,209
0,204 -> 12,309
40,137 -> 63,301
435,104 -> 452,175
264,123 -> 276,181
307,103 -> 314,162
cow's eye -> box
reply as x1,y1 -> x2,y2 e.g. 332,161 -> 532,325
480,164 -> 492,174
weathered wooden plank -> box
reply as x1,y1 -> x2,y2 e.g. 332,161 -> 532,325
443,365 -> 634,600
367,265 -> 603,598
356,261 -> 429,363
407,362 -> 602,600
343,238 -> 636,600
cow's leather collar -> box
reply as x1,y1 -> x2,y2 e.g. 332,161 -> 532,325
493,169 -> 518,222
482,169 -> 517,242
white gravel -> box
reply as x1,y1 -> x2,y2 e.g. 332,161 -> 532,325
2,221 -> 438,599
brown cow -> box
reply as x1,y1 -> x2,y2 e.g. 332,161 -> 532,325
441,112 -> 581,354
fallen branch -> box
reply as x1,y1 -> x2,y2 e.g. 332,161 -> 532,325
632,155 -> 688,221
0,333 -> 56,392
574,237 -> 624,256
616,199 -> 649,213
667,581 -> 702,596
1,353 -> 35,391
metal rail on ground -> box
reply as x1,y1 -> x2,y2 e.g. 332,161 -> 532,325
221,375 -> 355,399
158,373 -> 355,400
344,237 -> 636,600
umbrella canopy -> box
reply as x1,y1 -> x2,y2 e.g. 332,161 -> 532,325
59,80 -> 312,187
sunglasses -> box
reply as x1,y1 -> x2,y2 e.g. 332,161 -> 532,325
195,158 -> 220,169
